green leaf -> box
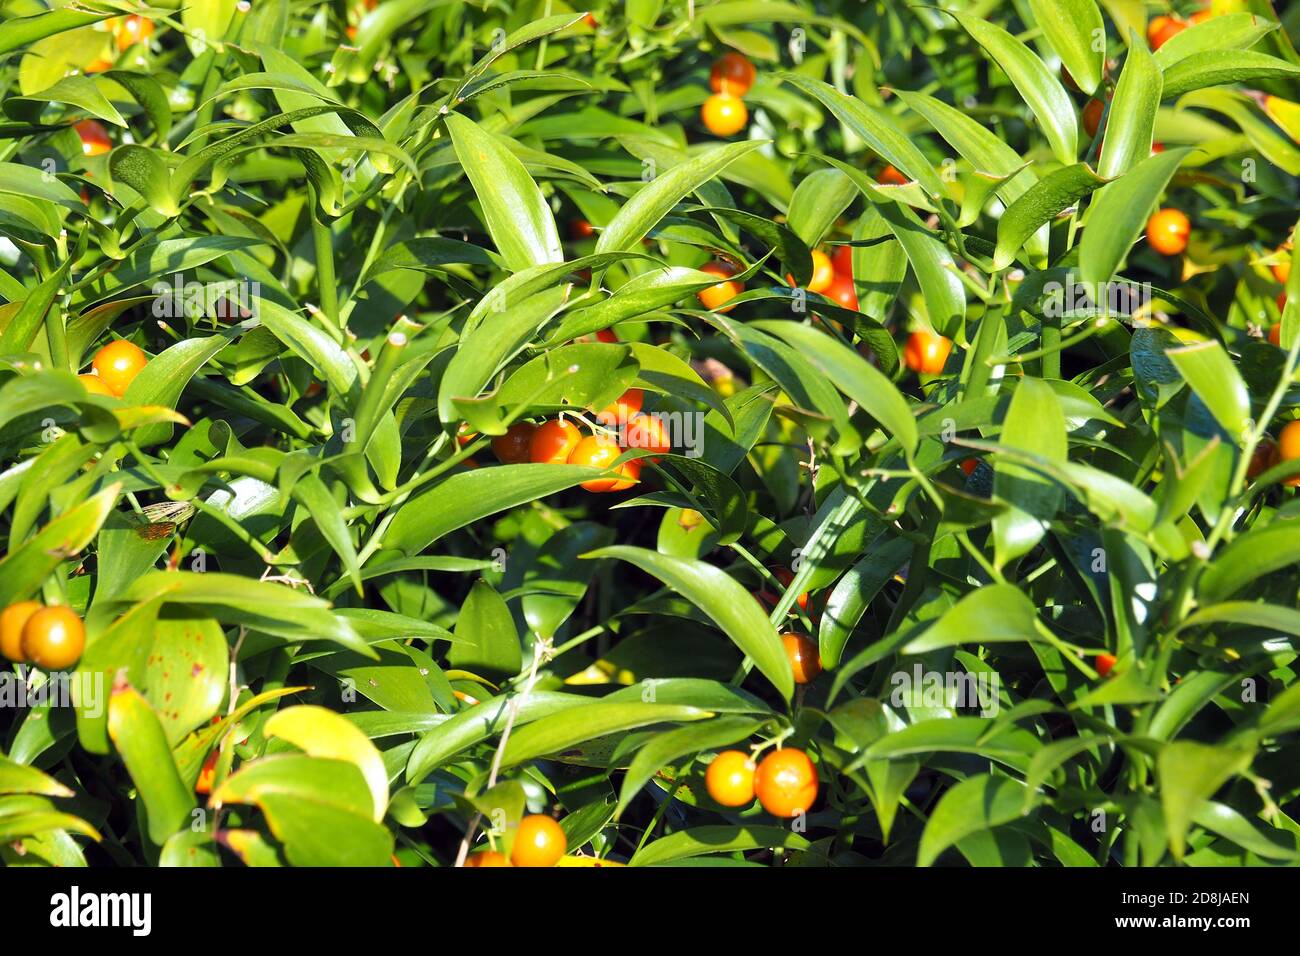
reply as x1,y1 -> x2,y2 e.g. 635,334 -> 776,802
522,521 -> 613,641
779,74 -> 949,204
595,140 -> 767,254
1098,37 -> 1161,180
951,12 -> 1077,165
995,163 -> 1109,269
615,716 -> 761,819
385,464 -> 601,556
583,545 -> 793,700
0,756 -> 74,797
405,692 -> 589,782
292,473 -> 362,594
857,717 -> 1040,772
1161,50 -> 1300,100
122,571 -> 372,656
5,75 -> 126,127
0,260 -> 70,355
0,483 -> 120,607
1259,682 -> 1300,738
86,236 -> 266,302
125,332 -> 238,446
1153,13 -> 1278,68
750,320 -> 917,455
0,160 -> 85,210
904,584 -> 1043,654
110,146 -> 179,217
629,825 -> 809,866
450,580 -> 522,678
918,774 -> 1034,866
1157,741 -> 1255,862
500,701 -> 712,767
992,378 -> 1067,566
819,537 -> 912,667
107,680 -> 196,846
1192,801 -> 1300,861
445,113 -> 563,273
263,705 -> 389,822
182,0 -> 237,50
1167,341 -> 1250,441
1028,0 -> 1106,95
0,8 -> 113,56
786,168 -> 857,246
211,754 -> 393,866
1078,148 -> 1192,310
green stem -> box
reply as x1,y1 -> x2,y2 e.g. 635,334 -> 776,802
310,190 -> 339,330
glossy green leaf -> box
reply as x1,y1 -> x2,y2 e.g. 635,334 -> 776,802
1079,147 -> 1192,304
108,681 -> 196,845
1028,0 -> 1106,94
951,12 -> 1077,165
629,825 -> 809,866
595,141 -> 767,254
445,113 -> 563,273
584,545 -> 793,700
918,774 -> 1034,866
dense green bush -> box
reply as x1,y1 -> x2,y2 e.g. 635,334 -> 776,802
1,0 -> 1299,868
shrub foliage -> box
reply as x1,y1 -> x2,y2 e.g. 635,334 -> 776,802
1,0 -> 1299,868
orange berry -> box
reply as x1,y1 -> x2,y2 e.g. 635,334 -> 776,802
569,435 -> 640,492
772,568 -> 809,612
456,422 -> 478,447
91,339 -> 147,396
21,606 -> 85,671
697,260 -> 744,312
825,271 -> 857,310
831,244 -> 853,278
781,632 -> 822,684
1082,99 -> 1105,137
75,119 -> 112,157
1146,208 -> 1190,256
1147,15 -> 1186,50
754,748 -> 818,818
701,92 -> 747,137
1273,254 -> 1291,285
511,814 -> 566,867
491,422 -> 537,464
86,56 -> 114,73
710,52 -> 756,96
1279,420 -> 1300,487
1060,63 -> 1080,93
115,14 -> 154,51
596,387 -> 643,427
624,413 -> 671,461
704,750 -> 756,807
1270,323 -> 1282,346
569,218 -> 595,240
529,418 -> 582,464
1189,8 -> 1213,25
78,373 -> 114,396
960,457 -> 979,477
595,328 -> 619,343
0,601 -> 42,662
902,330 -> 952,375
876,164 -> 908,186
788,249 -> 834,293
465,850 -> 511,867
1095,653 -> 1117,678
